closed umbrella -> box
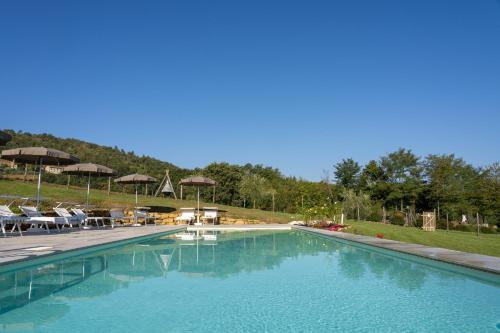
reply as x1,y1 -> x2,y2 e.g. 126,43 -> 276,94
62,163 -> 116,208
114,173 -> 157,206
1,147 -> 79,206
0,130 -> 12,146
179,176 -> 216,225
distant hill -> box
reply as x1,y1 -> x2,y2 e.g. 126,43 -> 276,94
0,129 -> 193,194
0,129 -> 326,213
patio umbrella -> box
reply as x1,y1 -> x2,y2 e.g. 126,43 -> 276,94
0,130 -> 12,146
62,163 -> 116,208
0,147 -> 79,206
179,176 -> 216,225
114,173 -> 157,206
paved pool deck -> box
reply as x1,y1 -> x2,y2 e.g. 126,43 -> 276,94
294,226 -> 500,275
0,225 -> 186,266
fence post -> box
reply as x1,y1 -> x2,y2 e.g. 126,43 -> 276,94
476,212 -> 479,237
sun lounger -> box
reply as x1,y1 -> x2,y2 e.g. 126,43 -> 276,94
109,208 -> 134,227
19,206 -> 67,233
175,208 -> 195,225
0,205 -> 27,236
201,207 -> 219,225
71,208 -> 105,229
53,207 -> 83,228
134,208 -> 156,226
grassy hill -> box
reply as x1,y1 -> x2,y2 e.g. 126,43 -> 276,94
0,179 -> 293,223
0,129 -> 328,213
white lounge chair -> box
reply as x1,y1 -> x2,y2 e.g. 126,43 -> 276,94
71,208 -> 105,229
134,209 -> 156,226
175,208 -> 195,225
201,207 -> 219,225
19,206 -> 67,233
53,207 -> 83,228
0,205 -> 26,236
109,208 -> 134,228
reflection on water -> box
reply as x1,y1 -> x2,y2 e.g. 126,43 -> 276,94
0,230 -> 496,331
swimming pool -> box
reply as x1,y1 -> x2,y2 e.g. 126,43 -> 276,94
0,230 -> 499,332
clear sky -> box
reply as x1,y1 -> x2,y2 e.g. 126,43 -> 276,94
1,0 -> 499,181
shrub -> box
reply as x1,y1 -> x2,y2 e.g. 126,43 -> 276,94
436,218 -> 449,230
367,210 -> 383,222
390,211 -> 405,226
453,224 -> 474,232
479,226 -> 497,234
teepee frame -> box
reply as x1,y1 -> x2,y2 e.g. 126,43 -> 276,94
154,170 -> 177,199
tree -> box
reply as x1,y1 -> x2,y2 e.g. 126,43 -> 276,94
239,172 -> 271,209
380,148 -> 422,210
203,162 -> 243,206
423,154 -> 468,218
341,188 -> 372,220
334,158 -> 361,189
473,163 -> 500,224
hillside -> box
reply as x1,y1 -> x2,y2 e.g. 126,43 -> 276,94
0,179 -> 293,224
0,130 -> 327,213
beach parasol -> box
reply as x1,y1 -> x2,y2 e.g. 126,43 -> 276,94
179,176 -> 216,225
114,173 -> 157,206
62,163 -> 116,207
1,147 -> 79,206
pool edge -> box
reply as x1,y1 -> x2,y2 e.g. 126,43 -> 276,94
0,226 -> 186,273
293,225 -> 500,275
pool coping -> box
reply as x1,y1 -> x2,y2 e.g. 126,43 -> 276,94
0,225 -> 186,271
293,226 -> 500,275
0,224 -> 291,270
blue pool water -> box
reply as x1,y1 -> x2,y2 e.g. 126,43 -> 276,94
0,230 -> 499,332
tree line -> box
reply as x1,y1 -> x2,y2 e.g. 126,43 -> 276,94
1,131 -> 498,226
333,148 -> 499,226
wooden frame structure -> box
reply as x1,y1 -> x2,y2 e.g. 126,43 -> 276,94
154,170 -> 177,199
422,211 -> 436,231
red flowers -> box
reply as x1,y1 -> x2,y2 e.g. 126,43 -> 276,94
376,233 -> 384,239
328,224 -> 344,232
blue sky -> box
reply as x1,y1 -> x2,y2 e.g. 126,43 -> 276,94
1,0 -> 499,181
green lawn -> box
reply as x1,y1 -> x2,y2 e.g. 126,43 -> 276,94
344,220 -> 500,257
2,179 -> 499,257
0,179 -> 292,223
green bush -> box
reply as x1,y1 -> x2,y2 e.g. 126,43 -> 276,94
366,206 -> 383,222
390,211 -> 405,226
479,226 -> 497,234
436,218 -> 449,230
453,224 -> 474,232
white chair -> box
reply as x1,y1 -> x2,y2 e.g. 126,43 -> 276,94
201,207 -> 219,225
175,208 -> 195,225
53,207 -> 83,228
19,206 -> 67,233
0,205 -> 26,236
134,209 -> 156,226
109,209 -> 134,228
71,208 -> 105,229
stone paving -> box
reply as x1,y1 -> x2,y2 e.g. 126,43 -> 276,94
0,225 -> 185,266
294,226 -> 500,275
